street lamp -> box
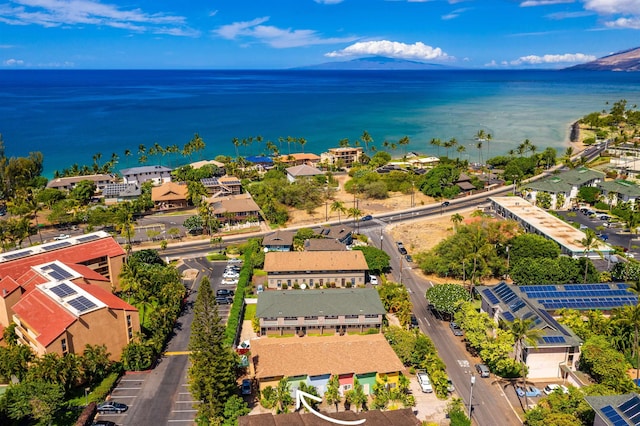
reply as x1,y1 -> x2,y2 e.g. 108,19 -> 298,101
85,387 -> 90,406
468,375 -> 476,418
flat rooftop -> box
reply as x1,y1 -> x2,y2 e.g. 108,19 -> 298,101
490,196 -> 613,256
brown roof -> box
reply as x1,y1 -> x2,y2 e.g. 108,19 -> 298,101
277,153 -> 321,163
285,164 -> 323,177
46,174 -> 116,189
210,194 -> 260,214
263,251 -> 368,272
151,182 -> 188,202
304,239 -> 347,251
251,334 -> 404,379
239,409 -> 420,426
263,230 -> 295,247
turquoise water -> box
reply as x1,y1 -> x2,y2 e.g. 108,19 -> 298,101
1,69 -> 640,178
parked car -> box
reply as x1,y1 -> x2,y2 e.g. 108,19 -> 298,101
516,385 -> 541,397
223,272 -> 240,279
92,421 -> 117,426
417,370 -> 433,393
241,378 -> 252,395
447,378 -> 455,393
257,284 -> 264,294
96,401 -> 128,414
475,363 -> 490,378
396,242 -> 408,255
543,384 -> 569,395
441,201 -> 450,207
54,234 -> 70,240
410,314 -> 419,329
215,296 -> 233,305
216,289 -> 234,297
228,258 -> 243,264
361,215 -> 373,221
405,254 -> 413,263
370,275 -> 378,285
597,233 -> 609,241
221,278 -> 239,286
449,322 -> 464,336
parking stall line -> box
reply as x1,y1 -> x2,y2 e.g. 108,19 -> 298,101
171,409 -> 198,413
168,420 -> 197,423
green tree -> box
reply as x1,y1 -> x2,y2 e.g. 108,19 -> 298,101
222,395 -> 250,426
3,379 -> 64,425
450,213 -> 464,231
352,246 -> 390,275
509,233 -> 560,262
578,229 -> 600,283
426,284 -> 471,318
70,180 -> 96,205
183,215 -> 204,234
346,377 -> 367,413
324,374 -> 342,412
275,377 -> 293,414
189,276 -> 238,421
81,344 -> 112,385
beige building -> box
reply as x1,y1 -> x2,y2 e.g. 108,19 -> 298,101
46,173 -> 118,192
263,250 -> 368,289
205,193 -> 261,223
151,181 -> 189,210
321,147 -> 363,168
12,281 -> 139,360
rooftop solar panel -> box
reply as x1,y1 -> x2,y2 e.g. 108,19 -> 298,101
482,289 -> 500,305
511,300 -> 526,312
50,283 -> 77,298
502,312 -> 515,322
602,405 -> 630,426
67,296 -> 97,313
620,396 -> 640,422
3,250 -> 33,260
76,234 -> 100,243
42,241 -> 72,251
618,283 -> 630,290
44,263 -> 74,280
542,336 -> 566,344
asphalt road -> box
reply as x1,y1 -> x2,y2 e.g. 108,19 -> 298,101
363,223 -> 522,426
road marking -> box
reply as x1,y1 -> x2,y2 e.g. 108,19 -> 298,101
172,409 -> 198,413
168,420 -> 197,423
114,387 -> 141,390
457,360 -> 470,368
164,351 -> 192,356
108,395 -> 137,398
120,379 -> 144,382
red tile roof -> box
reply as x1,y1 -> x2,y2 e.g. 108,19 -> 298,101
76,283 -> 137,311
14,269 -> 48,294
12,288 -> 76,347
0,276 -> 20,298
0,237 -> 124,281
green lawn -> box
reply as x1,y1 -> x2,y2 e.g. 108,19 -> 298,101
244,304 -> 256,320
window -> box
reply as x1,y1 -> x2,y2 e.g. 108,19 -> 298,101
304,316 -> 318,320
342,384 -> 352,391
61,338 -> 68,354
127,315 -> 132,326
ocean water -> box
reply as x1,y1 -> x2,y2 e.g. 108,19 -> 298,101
1,69 -> 640,178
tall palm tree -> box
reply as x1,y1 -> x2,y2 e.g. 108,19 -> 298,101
506,317 -> 542,410
579,229 -> 600,283
450,213 -> 464,231
429,138 -> 442,157
476,141 -> 483,164
330,200 -> 346,224
486,133 -> 493,160
347,207 -> 362,233
398,135 -> 410,155
614,302 -> 640,383
361,131 -> 373,153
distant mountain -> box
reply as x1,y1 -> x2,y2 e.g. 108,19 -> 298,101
566,47 -> 640,71
295,56 -> 455,70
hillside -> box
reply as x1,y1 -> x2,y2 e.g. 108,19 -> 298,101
567,47 -> 640,71
295,56 -> 455,70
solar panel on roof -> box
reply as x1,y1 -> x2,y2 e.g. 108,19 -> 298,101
502,312 -> 515,322
602,405 -> 630,426
44,263 -> 74,280
50,283 -> 77,298
42,241 -> 72,251
482,289 -> 500,304
76,234 -> 100,243
67,295 -> 97,313
510,300 -> 526,312
3,250 -> 32,260
620,396 -> 640,422
542,336 -> 566,344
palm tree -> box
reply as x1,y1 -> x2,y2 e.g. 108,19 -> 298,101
614,303 -> 640,383
330,200 -> 346,224
476,141 -> 483,164
339,138 -> 350,148
578,229 -> 600,283
398,135 -> 410,155
450,213 -> 464,231
506,317 -> 542,411
324,375 -> 341,412
486,133 -> 493,160
361,131 -> 373,153
456,144 -> 466,162
429,138 -> 442,157
347,207 -> 362,233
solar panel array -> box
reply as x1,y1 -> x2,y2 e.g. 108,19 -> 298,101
67,295 -> 97,313
510,300 -> 526,312
539,297 -> 636,310
502,312 -> 515,322
541,336 -> 566,344
3,250 -> 33,260
50,283 -> 77,298
483,288 -> 500,304
76,234 -> 100,243
494,282 -> 519,304
602,405 -> 629,426
619,396 -> 640,426
43,263 -> 74,281
42,241 -> 72,251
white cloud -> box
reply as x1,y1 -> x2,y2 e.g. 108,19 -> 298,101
485,60 -> 498,67
442,7 -> 469,19
520,0 -> 575,6
214,17 -> 356,48
325,40 -> 449,61
314,0 -> 344,3
3,58 -> 24,66
510,52 -> 596,65
582,0 -> 640,15
546,10 -> 594,19
605,16 -> 640,28
0,0 -> 198,36
0,44 -> 15,48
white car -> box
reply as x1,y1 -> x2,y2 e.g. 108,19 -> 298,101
223,272 -> 239,279
228,258 -> 243,264
54,234 -> 70,240
543,384 -> 569,395
417,371 -> 433,393
221,278 -> 239,286
370,276 -> 378,285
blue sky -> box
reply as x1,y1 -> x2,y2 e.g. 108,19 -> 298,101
1,0 -> 638,69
